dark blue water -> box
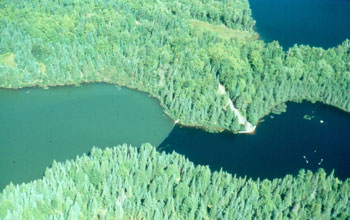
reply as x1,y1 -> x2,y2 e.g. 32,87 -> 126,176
159,102 -> 350,180
249,0 -> 350,49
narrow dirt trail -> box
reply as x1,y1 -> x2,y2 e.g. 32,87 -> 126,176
218,83 -> 256,133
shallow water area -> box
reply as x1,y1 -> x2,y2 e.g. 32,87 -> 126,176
159,102 -> 350,180
0,84 -> 174,189
249,0 -> 350,49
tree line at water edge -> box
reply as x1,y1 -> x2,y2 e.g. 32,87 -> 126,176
0,0 -> 349,132
0,144 -> 349,219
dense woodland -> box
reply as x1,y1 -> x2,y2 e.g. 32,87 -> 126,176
0,144 -> 349,219
0,0 -> 349,131
1,0 -> 350,218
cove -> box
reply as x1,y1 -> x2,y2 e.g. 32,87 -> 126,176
2,84 -> 349,190
248,0 -> 350,49
159,101 -> 350,180
0,84 -> 174,189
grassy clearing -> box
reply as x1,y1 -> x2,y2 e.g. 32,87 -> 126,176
191,19 -> 259,42
0,52 -> 16,67
37,62 -> 46,74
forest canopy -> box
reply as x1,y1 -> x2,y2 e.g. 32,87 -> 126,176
0,0 -> 349,132
0,0 -> 350,218
1,144 -> 349,219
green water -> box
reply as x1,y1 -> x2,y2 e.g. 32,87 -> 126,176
0,84 -> 173,189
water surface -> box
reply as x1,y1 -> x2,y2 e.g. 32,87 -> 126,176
0,84 -> 173,189
249,0 -> 350,49
1,84 -> 349,190
159,102 -> 350,180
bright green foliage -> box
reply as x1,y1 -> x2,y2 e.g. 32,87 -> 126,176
0,1 -> 349,218
0,0 -> 257,132
0,144 -> 349,219
0,53 -> 16,67
191,19 -> 259,41
0,0 -> 349,132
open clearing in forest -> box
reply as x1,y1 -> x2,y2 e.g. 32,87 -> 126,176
0,52 -> 16,67
191,19 -> 259,41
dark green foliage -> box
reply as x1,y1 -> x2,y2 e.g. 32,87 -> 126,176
0,0 -> 349,132
0,2 -> 349,217
0,144 -> 349,219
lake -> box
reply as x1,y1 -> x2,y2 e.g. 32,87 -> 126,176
159,101 -> 350,180
0,84 -> 174,189
2,0 -> 350,189
249,0 -> 350,49
1,85 -> 349,190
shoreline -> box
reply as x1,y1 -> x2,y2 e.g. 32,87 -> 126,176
2,82 -> 349,135
0,81 -> 248,134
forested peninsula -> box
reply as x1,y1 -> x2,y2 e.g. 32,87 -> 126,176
1,0 -> 349,132
1,0 -> 350,219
